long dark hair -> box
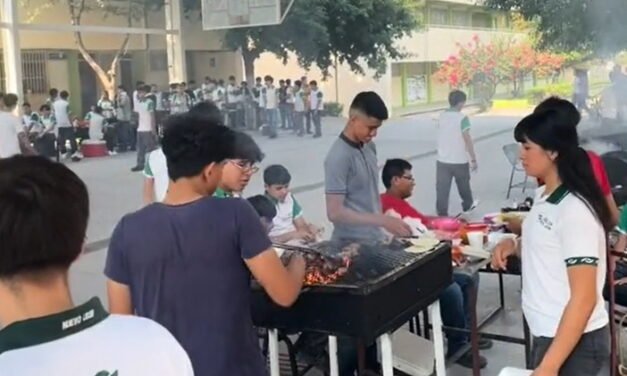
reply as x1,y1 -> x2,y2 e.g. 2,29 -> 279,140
514,110 -> 613,231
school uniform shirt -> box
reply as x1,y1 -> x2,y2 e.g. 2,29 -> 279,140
170,93 -> 191,114
264,86 -> 278,110
618,207 -> 627,235
144,148 -> 169,202
53,99 -> 72,128
0,111 -> 24,158
267,193 -> 303,238
105,197 -> 271,376
40,115 -> 57,136
136,98 -> 155,132
98,99 -> 116,120
213,87 -> 226,110
227,84 -> 241,104
294,89 -> 306,112
521,186 -> 609,338
116,92 -> 133,122
86,111 -> 105,140
0,297 -> 193,376
309,89 -> 324,111
437,109 -> 471,164
22,112 -> 41,132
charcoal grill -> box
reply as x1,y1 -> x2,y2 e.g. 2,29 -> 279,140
252,241 -> 452,376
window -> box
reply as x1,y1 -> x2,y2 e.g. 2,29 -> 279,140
429,8 -> 449,26
471,13 -> 493,28
21,51 -> 48,94
451,10 -> 470,27
149,50 -> 168,72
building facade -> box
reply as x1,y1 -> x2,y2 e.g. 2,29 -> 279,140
1,0 -> 519,116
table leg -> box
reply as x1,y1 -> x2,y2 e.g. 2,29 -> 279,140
429,301 -> 447,376
329,335 -> 339,376
379,333 -> 394,376
268,329 -> 280,376
470,283 -> 481,376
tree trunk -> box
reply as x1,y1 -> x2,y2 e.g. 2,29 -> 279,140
242,49 -> 256,85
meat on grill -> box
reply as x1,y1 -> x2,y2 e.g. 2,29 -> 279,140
281,243 -> 360,286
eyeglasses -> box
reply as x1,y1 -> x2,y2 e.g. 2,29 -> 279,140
227,159 -> 260,174
401,175 -> 415,182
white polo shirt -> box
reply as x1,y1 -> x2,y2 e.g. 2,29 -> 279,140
521,186 -> 609,338
0,298 -> 193,375
267,192 -> 303,238
0,111 -> 24,158
437,109 -> 471,164
136,98 -> 155,132
144,148 -> 169,202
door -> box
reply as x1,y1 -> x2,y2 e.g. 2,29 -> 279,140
79,60 -> 98,115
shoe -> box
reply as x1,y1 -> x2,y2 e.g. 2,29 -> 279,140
455,351 -> 487,369
131,166 -> 143,172
478,338 -> 493,350
108,150 -> 118,156
463,199 -> 480,214
313,134 -> 321,138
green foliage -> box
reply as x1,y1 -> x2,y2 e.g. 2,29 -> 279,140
214,0 -> 419,79
485,0 -> 627,56
323,102 -> 344,117
526,82 -> 573,105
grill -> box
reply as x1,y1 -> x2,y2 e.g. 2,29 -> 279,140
252,241 -> 452,343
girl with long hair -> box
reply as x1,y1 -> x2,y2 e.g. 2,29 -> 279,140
492,109 -> 611,376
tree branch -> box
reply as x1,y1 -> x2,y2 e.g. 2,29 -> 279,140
108,0 -> 133,82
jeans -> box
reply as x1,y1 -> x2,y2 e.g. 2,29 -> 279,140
312,109 -> 322,136
136,131 -> 157,167
531,326 -> 609,375
337,337 -> 379,375
440,272 -> 478,355
305,110 -> 312,133
57,127 -> 77,154
280,103 -> 293,129
294,111 -> 305,135
265,108 -> 279,137
115,120 -> 132,151
436,161 -> 474,216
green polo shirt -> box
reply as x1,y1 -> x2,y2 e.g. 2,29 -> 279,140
618,206 -> 627,235
0,297 -> 193,375
213,187 -> 235,198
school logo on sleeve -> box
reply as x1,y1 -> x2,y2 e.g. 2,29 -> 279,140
565,257 -> 599,267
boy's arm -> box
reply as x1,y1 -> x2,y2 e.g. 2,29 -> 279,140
461,116 -> 477,169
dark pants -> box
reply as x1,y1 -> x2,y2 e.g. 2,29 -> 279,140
265,108 -> 278,138
604,260 -> 627,306
57,127 -> 77,155
115,121 -> 132,151
294,111 -> 305,135
436,161 -> 474,216
103,127 -> 117,152
440,272 -> 478,355
531,326 -> 609,375
34,133 -> 57,158
136,131 -> 157,168
305,110 -> 312,133
337,337 -> 379,375
280,103 -> 293,129
312,110 -> 322,137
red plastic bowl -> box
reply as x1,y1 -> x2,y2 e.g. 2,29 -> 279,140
464,223 -> 489,232
428,217 -> 463,232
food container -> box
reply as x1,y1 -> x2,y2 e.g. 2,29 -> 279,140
428,217 -> 464,232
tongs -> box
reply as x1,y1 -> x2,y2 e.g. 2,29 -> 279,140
272,243 -> 329,258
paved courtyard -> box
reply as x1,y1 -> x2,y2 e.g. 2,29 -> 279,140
68,112 -> 535,375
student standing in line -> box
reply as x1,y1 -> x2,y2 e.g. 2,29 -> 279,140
116,85 -> 133,152
0,156 -> 193,376
105,113 -> 306,376
263,75 -> 279,138
53,90 -> 81,161
309,80 -> 324,138
131,85 -> 157,172
285,78 -> 295,130
492,110 -> 611,376
301,76 -> 312,134
0,94 -> 35,158
293,80 -> 306,136
435,90 -> 478,217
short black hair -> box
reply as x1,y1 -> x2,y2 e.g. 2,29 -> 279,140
161,113 -> 236,181
3,93 -> 18,108
286,79 -> 292,85
138,85 -> 149,94
94,106 -> 103,115
448,90 -> 467,107
264,75 -> 273,83
382,159 -> 412,189
218,79 -> 225,85
232,131 -> 264,162
247,195 -> 277,221
49,88 -> 58,97
40,104 -> 51,112
309,80 -> 317,86
279,79 -> 285,85
229,76 -> 236,81
169,83 -> 178,90
0,156 -> 89,279
533,96 -> 581,127
189,80 -> 196,85
294,80 -> 302,87
189,101 -> 223,124
264,164 -> 291,186
59,90 -> 69,100
23,102 -> 31,108
256,77 -> 262,82
350,91 -> 388,121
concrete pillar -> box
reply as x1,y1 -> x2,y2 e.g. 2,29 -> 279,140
165,0 -> 187,83
1,0 -> 23,98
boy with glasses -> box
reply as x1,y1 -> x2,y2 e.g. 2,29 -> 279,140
214,131 -> 264,198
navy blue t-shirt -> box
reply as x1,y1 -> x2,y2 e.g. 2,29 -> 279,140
105,197 -> 271,376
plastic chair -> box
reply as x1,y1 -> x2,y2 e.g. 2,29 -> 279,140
503,143 -> 529,199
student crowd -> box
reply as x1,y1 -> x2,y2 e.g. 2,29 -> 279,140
0,85 -> 617,376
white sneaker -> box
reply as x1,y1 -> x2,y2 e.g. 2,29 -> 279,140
464,199 -> 480,214
71,152 -> 83,160
108,150 -> 118,156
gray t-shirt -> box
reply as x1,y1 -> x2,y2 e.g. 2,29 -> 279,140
324,133 -> 383,241
105,197 -> 270,376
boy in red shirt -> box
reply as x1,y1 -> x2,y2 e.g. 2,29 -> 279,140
381,158 -> 491,368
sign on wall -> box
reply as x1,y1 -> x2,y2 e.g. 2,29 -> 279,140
406,75 -> 427,103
